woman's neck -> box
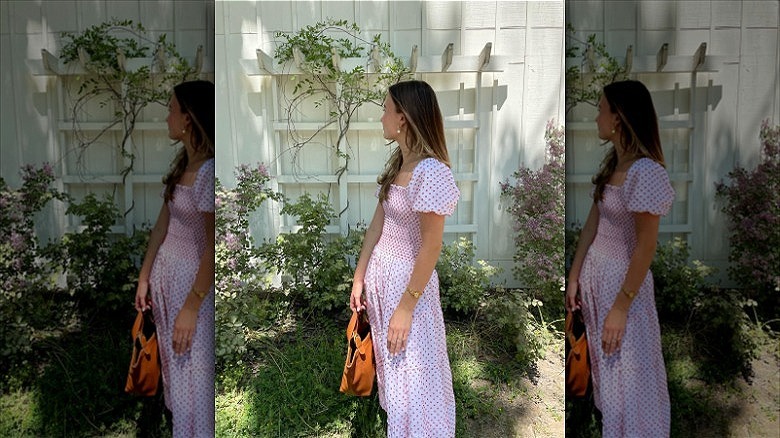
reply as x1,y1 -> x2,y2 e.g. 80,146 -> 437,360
184,140 -> 202,161
400,145 -> 423,168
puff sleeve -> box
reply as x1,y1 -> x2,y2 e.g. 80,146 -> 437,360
623,158 -> 674,216
193,158 -> 216,213
406,158 -> 459,216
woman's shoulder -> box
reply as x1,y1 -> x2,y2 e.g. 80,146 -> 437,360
630,157 -> 663,171
410,157 -> 452,185
627,157 -> 666,179
197,157 -> 215,177
414,157 -> 449,175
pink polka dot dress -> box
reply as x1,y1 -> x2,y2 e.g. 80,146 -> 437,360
150,158 -> 215,437
364,158 -> 459,438
578,158 -> 674,437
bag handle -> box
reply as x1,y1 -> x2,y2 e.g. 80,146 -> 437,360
565,310 -> 579,346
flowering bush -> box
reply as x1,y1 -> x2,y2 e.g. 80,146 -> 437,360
500,120 -> 565,318
215,163 -> 368,368
1,164 -> 144,387
0,164 -> 69,367
215,163 -> 284,366
715,120 -> 780,305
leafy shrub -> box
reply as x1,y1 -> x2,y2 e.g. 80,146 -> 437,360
52,193 -> 147,319
715,119 -> 780,323
651,237 -> 715,321
565,28 -> 629,112
437,237 -> 501,316
259,192 -> 364,318
215,164 -> 364,367
652,238 -> 758,382
483,287 -> 554,365
500,120 -> 565,321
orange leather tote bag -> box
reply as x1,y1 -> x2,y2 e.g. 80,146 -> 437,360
565,309 -> 591,398
125,309 -> 161,396
339,310 -> 375,396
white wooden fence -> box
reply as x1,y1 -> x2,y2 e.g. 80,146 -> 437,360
566,0 -> 780,283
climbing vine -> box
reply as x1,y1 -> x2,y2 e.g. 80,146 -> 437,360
274,19 -> 411,178
60,18 -> 197,179
565,24 -> 628,113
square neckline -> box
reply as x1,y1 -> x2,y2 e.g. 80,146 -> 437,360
604,157 -> 653,188
176,158 -> 213,188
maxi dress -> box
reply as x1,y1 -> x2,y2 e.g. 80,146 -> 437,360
578,158 -> 674,438
150,158 -> 215,437
363,158 -> 459,438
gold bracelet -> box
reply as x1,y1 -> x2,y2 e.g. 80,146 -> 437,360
621,287 -> 637,299
191,287 -> 209,299
406,288 -> 422,299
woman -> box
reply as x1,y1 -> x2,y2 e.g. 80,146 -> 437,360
134,80 -> 215,437
350,80 -> 458,437
565,80 -> 673,437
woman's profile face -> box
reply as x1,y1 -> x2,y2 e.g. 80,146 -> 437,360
166,95 -> 188,141
595,95 -> 619,142
380,94 -> 403,141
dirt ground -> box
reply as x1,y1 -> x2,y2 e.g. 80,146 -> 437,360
516,352 -> 566,437
462,346 -> 565,438
726,343 -> 780,437
472,339 -> 778,438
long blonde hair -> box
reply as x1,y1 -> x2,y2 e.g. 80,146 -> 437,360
163,80 -> 215,202
377,80 -> 450,201
593,80 -> 665,202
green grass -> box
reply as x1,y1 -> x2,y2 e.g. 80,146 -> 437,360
0,316 -> 171,437
0,388 -> 40,436
216,318 -> 533,437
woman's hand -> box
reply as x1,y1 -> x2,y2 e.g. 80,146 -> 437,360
387,306 -> 413,356
601,305 -> 628,356
565,281 -> 580,312
135,281 -> 151,312
350,280 -> 366,313
173,295 -> 199,355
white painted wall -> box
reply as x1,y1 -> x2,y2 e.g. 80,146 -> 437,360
565,0 -> 780,282
0,0 -> 214,240
215,1 -> 566,287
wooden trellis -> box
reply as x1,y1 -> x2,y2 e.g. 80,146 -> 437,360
242,42 -> 509,243
566,42 -> 736,240
30,47 -> 208,236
